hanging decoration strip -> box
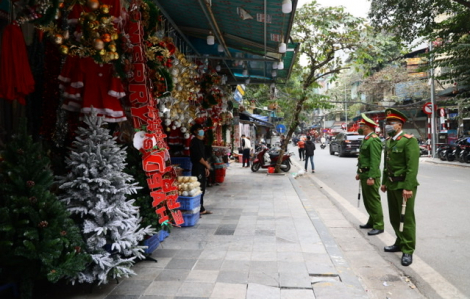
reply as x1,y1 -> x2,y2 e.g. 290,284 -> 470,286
126,0 -> 183,226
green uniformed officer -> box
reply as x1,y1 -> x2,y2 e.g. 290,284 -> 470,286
356,114 -> 384,236
380,108 -> 420,267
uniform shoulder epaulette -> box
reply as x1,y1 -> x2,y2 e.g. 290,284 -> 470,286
403,134 -> 413,139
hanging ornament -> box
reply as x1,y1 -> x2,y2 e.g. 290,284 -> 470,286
100,4 -> 110,14
54,34 -> 64,45
94,39 -> 105,50
108,44 -> 117,52
101,33 -> 111,43
87,0 -> 100,11
59,45 -> 69,55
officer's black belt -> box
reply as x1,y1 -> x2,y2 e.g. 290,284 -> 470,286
388,176 -> 405,182
358,167 -> 369,173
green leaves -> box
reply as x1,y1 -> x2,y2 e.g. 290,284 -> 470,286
0,119 -> 89,297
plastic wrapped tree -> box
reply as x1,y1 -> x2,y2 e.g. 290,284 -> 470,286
0,120 -> 89,299
57,110 -> 154,285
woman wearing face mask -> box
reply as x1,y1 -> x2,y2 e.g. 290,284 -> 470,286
355,114 -> 384,236
190,123 -> 212,215
380,108 -> 420,267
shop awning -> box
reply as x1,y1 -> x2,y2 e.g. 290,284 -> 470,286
239,111 -> 274,127
154,0 -> 300,85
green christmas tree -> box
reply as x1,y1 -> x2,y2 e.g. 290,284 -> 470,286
0,120 -> 90,299
124,146 -> 172,234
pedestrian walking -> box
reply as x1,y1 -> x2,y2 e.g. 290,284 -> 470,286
297,137 -> 305,161
380,108 -> 420,266
304,136 -> 316,173
356,114 -> 384,236
189,123 -> 212,215
242,135 -> 252,168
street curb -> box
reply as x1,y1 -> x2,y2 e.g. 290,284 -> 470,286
422,157 -> 470,168
289,151 -> 467,299
288,174 -> 368,298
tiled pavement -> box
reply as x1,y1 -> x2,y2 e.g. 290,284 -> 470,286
46,160 -> 376,299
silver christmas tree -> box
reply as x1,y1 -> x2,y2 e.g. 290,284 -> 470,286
57,110 -> 154,285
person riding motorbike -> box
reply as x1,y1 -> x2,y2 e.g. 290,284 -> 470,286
320,136 -> 326,149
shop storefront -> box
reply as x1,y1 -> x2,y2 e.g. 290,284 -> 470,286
0,0 -> 298,296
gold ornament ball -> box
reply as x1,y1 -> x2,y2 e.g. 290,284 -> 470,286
112,52 -> 119,60
87,21 -> 96,30
59,45 -> 69,55
99,49 -> 106,56
86,13 -> 97,21
166,127 -> 171,132
108,44 -> 117,52
105,52 -> 113,61
111,33 -> 119,40
100,4 -> 110,14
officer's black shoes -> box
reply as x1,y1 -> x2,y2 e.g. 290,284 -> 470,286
384,245 -> 401,252
368,229 -> 384,236
359,224 -> 373,229
401,253 -> 413,266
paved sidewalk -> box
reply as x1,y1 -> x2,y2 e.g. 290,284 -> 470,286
45,158 -> 425,299
421,156 -> 470,167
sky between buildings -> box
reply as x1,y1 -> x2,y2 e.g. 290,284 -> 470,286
297,0 -> 371,18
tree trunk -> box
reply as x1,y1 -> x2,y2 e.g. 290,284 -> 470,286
410,110 -> 425,140
274,96 -> 307,172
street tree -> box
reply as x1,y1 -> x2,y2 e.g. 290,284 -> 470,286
370,1 -> 470,136
368,0 -> 466,43
272,1 -> 370,171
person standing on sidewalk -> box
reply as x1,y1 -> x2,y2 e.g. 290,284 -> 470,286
297,137 -> 305,161
304,136 -> 316,173
356,114 -> 384,236
190,123 -> 212,215
381,108 -> 420,266
242,135 -> 252,168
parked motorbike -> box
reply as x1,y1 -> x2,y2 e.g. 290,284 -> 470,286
251,144 -> 293,172
436,143 -> 453,161
320,142 -> 326,149
418,140 -> 429,156
458,137 -> 470,163
451,138 -> 466,162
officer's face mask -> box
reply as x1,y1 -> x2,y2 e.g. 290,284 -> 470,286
357,127 -> 364,135
385,122 -> 399,136
198,129 -> 205,137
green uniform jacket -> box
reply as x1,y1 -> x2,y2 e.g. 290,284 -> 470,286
357,133 -> 382,180
382,132 -> 420,190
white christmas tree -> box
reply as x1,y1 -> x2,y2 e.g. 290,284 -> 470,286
57,110 -> 154,285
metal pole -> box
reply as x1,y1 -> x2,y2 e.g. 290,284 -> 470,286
344,84 -> 348,128
430,42 -> 437,157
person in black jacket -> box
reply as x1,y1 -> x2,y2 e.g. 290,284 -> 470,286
304,136 -> 316,173
190,123 -> 212,215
